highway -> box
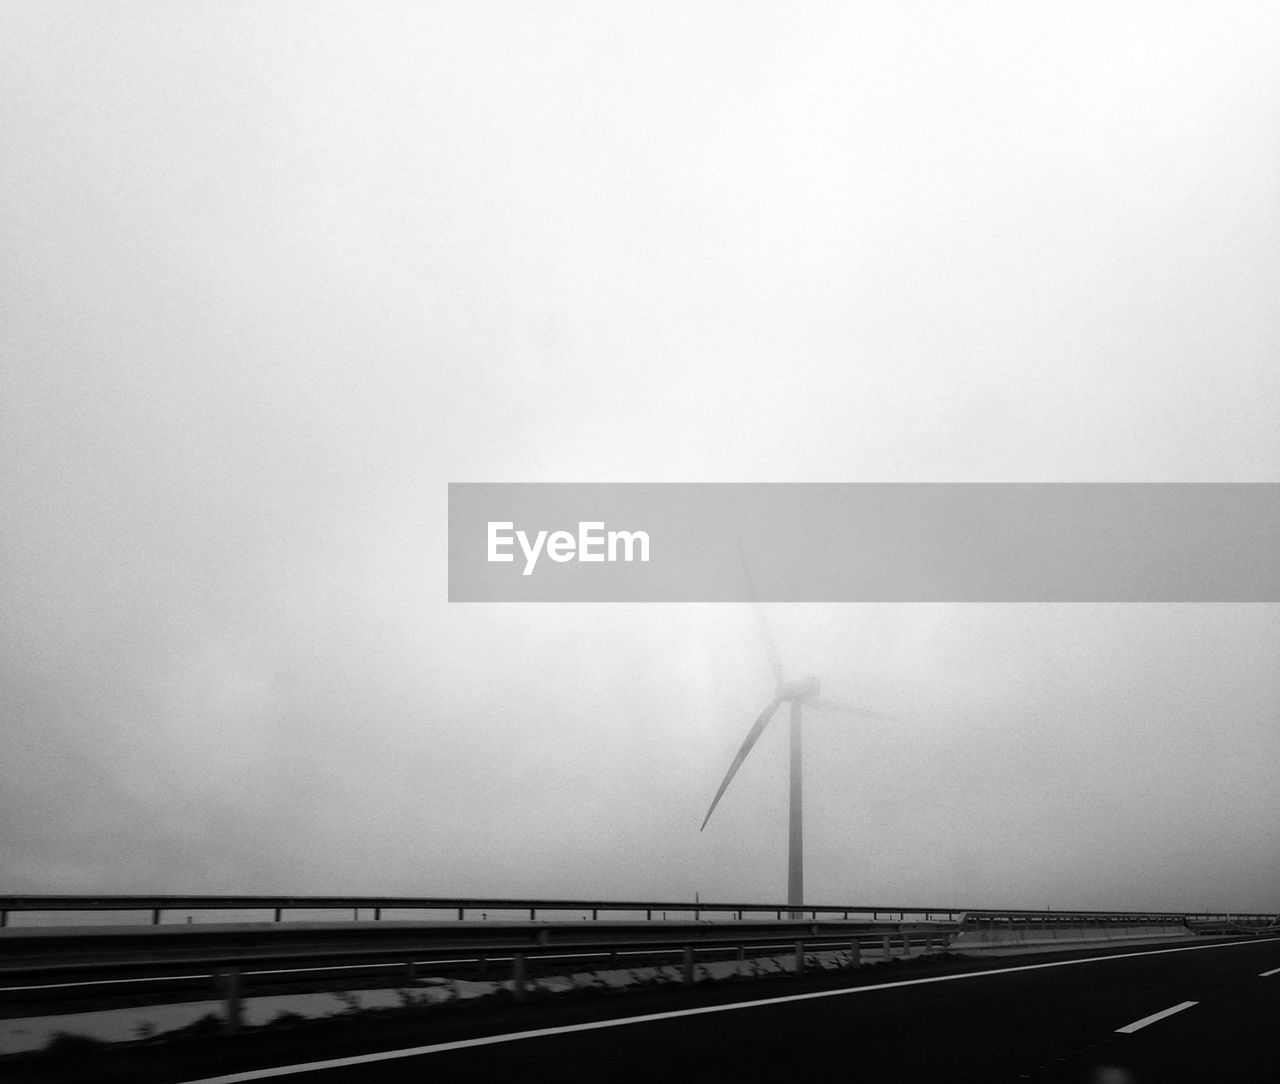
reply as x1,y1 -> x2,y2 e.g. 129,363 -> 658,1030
165,936 -> 1278,1083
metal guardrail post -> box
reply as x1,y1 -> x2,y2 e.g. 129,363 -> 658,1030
273,907 -> 282,922
682,946 -> 695,984
881,934 -> 891,959
794,941 -> 805,974
511,954 -> 527,1001
850,939 -> 860,967
151,908 -> 161,926
219,968 -> 242,1034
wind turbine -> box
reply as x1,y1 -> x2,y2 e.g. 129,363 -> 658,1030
701,558 -> 900,913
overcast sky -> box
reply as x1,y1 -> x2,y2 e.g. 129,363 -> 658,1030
3,2 -> 1278,913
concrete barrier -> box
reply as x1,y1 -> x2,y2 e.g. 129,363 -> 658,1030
950,919 -> 1195,953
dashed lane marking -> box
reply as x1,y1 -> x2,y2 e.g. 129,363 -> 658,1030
1115,999 -> 1198,1033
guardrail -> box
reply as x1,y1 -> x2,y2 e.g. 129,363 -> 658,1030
0,920 -> 956,1035
4,902 -> 1273,1041
961,911 -> 1278,931
0,895 -> 972,926
3,895 -> 1274,929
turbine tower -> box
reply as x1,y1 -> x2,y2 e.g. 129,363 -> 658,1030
701,553 -> 898,912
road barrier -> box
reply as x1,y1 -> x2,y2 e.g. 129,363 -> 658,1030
955,912 -> 1186,950
4,905 -> 1272,1040
0,894 -> 977,927
2,894 -> 1274,930
3,921 -> 948,1034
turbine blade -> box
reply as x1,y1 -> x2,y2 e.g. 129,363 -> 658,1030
738,540 -> 784,684
807,698 -> 904,724
701,698 -> 784,831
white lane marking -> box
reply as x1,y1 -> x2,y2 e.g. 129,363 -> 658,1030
1116,999 -> 1198,1033
178,937 -> 1279,1084
1259,966 -> 1280,977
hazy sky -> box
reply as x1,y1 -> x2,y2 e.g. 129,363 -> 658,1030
3,2 -> 1278,912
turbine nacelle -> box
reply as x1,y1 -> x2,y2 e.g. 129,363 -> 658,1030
776,676 -> 820,702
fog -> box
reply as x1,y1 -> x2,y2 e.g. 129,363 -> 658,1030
2,2 -> 1278,912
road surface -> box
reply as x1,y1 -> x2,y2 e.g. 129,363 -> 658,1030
169,936 -> 1279,1083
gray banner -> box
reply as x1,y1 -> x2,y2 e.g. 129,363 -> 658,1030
448,483 -> 1280,602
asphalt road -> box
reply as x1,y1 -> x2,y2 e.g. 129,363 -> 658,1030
175,936 -> 1280,1083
